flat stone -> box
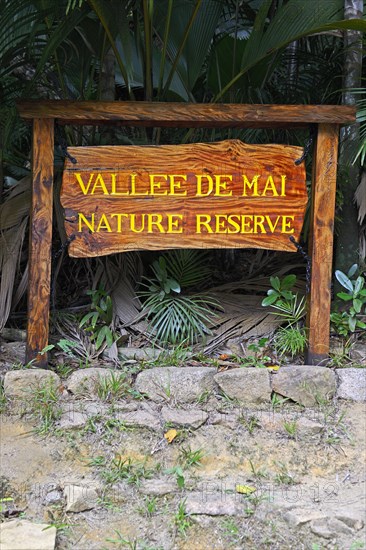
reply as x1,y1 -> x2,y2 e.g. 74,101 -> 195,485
185,492 -> 242,516
214,368 -> 271,404
115,409 -> 160,430
65,368 -> 124,397
58,401 -> 108,429
284,509 -> 326,527
118,347 -> 161,361
271,366 -> 336,407
209,412 -> 239,429
259,412 -> 323,436
335,513 -> 364,531
296,417 -> 324,436
161,407 -> 208,429
0,519 -> 56,549
134,367 -> 216,404
310,517 -> 353,538
4,369 -> 61,399
59,410 -> 88,429
336,368 -> 366,402
64,484 -> 99,512
139,479 -> 177,495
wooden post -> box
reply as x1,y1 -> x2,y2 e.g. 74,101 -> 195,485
306,123 -> 339,365
26,118 -> 54,367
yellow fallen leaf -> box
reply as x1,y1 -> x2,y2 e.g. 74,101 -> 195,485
164,429 -> 178,443
267,365 -> 280,372
235,484 -> 256,495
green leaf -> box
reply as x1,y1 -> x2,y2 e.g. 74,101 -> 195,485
335,270 -> 353,292
95,325 -> 107,350
270,276 -> 280,291
282,290 -> 295,300
80,311 -> 96,327
336,292 -> 353,301
168,279 -> 181,293
347,264 -> 358,278
262,294 -> 278,307
281,274 -> 297,289
348,316 -> 357,333
354,276 -> 364,297
353,299 -> 362,314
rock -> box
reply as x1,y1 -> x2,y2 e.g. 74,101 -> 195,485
3,369 -> 61,399
259,412 -> 323,436
118,347 -> 161,361
296,417 -> 324,436
336,368 -> 366,402
58,401 -> 108,429
43,489 -> 64,506
65,368 -> 125,397
139,479 -> 177,496
284,509 -> 326,527
349,342 -> 366,364
115,409 -> 160,430
209,412 -> 239,429
0,329 -> 26,342
185,492 -> 242,516
214,368 -> 271,404
161,407 -> 208,429
310,517 -> 353,538
0,519 -> 56,549
335,513 -> 364,531
271,366 -> 336,407
64,484 -> 99,513
59,410 -> 88,429
134,367 -> 216,404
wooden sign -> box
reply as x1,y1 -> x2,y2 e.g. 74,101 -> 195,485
61,139 -> 307,257
17,100 -> 356,366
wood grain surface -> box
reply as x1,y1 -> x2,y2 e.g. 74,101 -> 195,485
61,140 -> 307,257
26,118 -> 54,367
306,124 -> 339,364
17,101 -> 356,127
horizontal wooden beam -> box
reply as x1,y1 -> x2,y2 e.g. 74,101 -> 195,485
17,101 -> 356,127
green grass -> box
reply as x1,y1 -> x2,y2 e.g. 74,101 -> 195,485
178,446 -> 205,469
88,455 -> 154,487
28,380 -> 62,434
174,499 -> 191,537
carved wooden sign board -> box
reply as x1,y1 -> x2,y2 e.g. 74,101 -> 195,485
61,140 -> 307,257
16,101 -> 356,367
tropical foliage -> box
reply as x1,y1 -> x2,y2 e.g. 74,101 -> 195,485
0,0 -> 365,346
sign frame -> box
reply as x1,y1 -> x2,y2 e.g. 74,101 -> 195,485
16,101 -> 356,366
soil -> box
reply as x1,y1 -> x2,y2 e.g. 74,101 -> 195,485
1,374 -> 365,550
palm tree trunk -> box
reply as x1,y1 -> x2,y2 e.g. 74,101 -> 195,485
335,0 -> 363,274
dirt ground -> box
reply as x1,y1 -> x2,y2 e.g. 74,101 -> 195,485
1,375 -> 365,550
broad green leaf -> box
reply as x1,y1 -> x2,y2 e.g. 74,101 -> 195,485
335,270 -> 353,292
353,299 -> 362,314
282,274 -> 297,289
270,276 -> 280,291
348,316 -> 357,332
354,276 -> 364,296
262,294 -> 278,307
348,264 -> 358,278
336,292 -> 353,301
